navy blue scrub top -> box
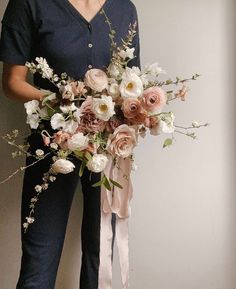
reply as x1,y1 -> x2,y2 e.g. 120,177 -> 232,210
0,0 -> 141,92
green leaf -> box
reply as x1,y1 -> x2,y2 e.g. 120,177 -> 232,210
103,176 -> 112,191
79,160 -> 86,177
163,138 -> 173,148
84,151 -> 92,161
92,175 -> 106,188
109,178 -> 123,189
74,150 -> 84,159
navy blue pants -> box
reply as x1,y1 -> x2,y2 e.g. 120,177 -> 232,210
15,132 -> 113,289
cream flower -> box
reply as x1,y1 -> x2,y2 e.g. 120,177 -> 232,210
92,95 -> 115,121
24,100 -> 39,115
51,159 -> 75,174
67,132 -> 89,151
50,113 -> 78,134
158,112 -> 175,133
84,68 -> 108,92
120,67 -> 143,98
86,154 -> 108,173
118,48 -> 135,60
59,84 -> 75,101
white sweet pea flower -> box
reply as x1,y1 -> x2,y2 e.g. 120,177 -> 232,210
26,114 -> 40,129
120,67 -> 143,98
51,159 -> 75,174
67,132 -> 89,151
144,62 -> 165,76
158,112 -> 175,134
92,95 -> 115,121
60,103 -> 78,114
63,119 -> 78,134
35,57 -> 53,79
73,108 -> 83,123
86,154 -> 108,173
118,48 -> 135,60
51,113 -> 66,130
24,100 -> 40,115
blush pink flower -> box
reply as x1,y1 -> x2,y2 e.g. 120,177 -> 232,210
78,96 -> 105,133
53,131 -> 71,150
144,116 -> 160,135
106,117 -> 123,133
42,135 -> 50,146
84,68 -> 108,92
142,86 -> 167,113
70,81 -> 87,96
122,98 -> 148,124
106,124 -> 137,158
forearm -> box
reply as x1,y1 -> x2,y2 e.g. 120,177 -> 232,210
3,79 -> 44,102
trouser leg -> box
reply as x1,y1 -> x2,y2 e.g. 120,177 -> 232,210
16,135 -> 81,289
79,168 -> 116,289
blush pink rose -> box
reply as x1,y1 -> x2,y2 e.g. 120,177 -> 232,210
53,131 -> 71,150
142,86 -> 167,112
78,96 -> 105,133
84,68 -> 108,92
106,124 -> 137,158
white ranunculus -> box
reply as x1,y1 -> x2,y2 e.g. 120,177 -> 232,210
158,112 -> 175,134
86,154 -> 108,173
67,132 -> 89,151
51,159 -> 75,174
50,113 -> 66,130
120,67 -> 143,98
26,114 -> 40,129
92,95 -> 115,121
118,48 -> 135,60
24,100 -> 40,115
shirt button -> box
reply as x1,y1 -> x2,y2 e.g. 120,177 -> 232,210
88,64 -> 93,69
88,43 -> 93,48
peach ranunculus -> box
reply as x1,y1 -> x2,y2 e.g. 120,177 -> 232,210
84,68 -> 108,92
106,124 -> 137,158
142,86 -> 167,113
78,96 -> 106,133
121,98 -> 148,124
52,131 -> 71,150
144,115 -> 160,135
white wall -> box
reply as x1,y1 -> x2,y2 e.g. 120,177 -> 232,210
0,1 -> 236,289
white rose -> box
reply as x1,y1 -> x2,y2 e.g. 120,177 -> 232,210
51,159 -> 75,174
120,67 -> 143,98
92,95 -> 115,121
67,132 -> 89,151
158,112 -> 175,134
86,154 -> 108,173
24,100 -> 39,115
118,48 -> 135,60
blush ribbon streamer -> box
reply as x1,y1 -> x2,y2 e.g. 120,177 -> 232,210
98,155 -> 133,289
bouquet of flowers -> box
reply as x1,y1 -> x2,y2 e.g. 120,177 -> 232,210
1,20 -> 207,233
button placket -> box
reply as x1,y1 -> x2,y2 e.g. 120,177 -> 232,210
87,23 -> 93,69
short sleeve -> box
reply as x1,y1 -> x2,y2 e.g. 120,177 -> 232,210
0,0 -> 36,65
127,3 -> 141,70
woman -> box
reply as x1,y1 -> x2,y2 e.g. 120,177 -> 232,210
0,0 -> 140,288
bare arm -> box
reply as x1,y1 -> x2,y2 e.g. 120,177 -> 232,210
2,63 -> 45,102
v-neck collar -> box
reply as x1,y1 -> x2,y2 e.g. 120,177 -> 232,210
64,0 -> 112,25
